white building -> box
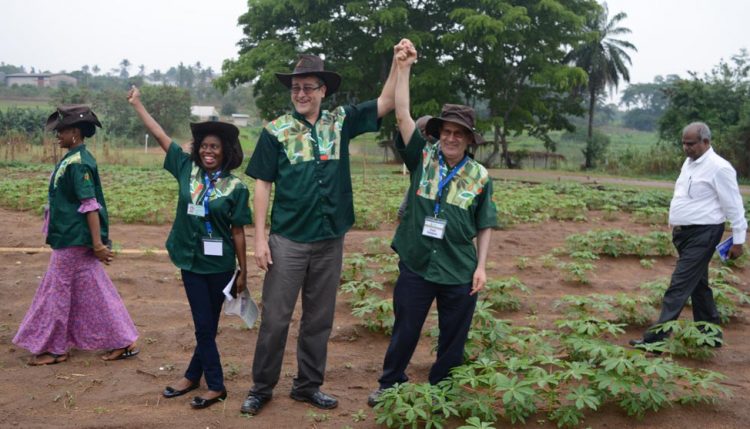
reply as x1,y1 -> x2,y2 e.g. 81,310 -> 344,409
190,106 -> 219,121
4,73 -> 77,88
231,113 -> 250,127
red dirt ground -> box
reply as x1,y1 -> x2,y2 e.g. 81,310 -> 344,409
0,207 -> 748,429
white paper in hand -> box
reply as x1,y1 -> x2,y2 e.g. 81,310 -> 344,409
222,270 -> 259,328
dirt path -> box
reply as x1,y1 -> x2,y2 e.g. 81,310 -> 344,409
0,208 -> 748,428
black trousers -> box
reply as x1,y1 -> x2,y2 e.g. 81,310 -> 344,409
644,224 -> 724,341
378,262 -> 477,388
182,269 -> 234,392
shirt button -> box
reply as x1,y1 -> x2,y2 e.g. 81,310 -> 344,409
433,250 -> 437,253
318,180 -> 323,184
316,161 -> 321,164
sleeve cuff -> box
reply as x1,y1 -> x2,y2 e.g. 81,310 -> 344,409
77,198 -> 102,214
732,229 -> 746,245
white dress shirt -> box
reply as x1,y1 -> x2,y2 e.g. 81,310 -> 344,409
669,147 -> 747,244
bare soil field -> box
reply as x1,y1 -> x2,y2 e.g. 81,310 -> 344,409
1,207 -> 748,429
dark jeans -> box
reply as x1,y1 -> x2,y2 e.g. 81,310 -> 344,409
182,269 -> 233,392
644,224 -> 724,341
378,261 -> 477,388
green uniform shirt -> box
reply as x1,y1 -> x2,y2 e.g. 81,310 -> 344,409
246,99 -> 381,243
164,142 -> 252,274
392,130 -> 498,285
46,144 -> 109,249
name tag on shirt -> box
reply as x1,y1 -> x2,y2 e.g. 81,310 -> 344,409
187,203 -> 205,217
422,217 -> 447,239
203,238 -> 223,256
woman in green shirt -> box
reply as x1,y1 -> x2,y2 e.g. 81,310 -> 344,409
128,86 -> 251,409
13,105 -> 139,365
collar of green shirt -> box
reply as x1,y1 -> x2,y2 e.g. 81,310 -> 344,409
291,107 -> 323,126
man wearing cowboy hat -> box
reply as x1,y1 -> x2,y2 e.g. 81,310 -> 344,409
368,44 -> 497,407
241,41 -> 412,415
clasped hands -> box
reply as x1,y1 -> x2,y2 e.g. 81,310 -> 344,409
394,38 -> 417,68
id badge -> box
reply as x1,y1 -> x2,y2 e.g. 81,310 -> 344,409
203,238 -> 223,256
187,203 -> 205,217
422,217 -> 447,239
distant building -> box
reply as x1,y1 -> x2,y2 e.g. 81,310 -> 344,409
231,113 -> 250,127
190,105 -> 219,121
143,77 -> 177,87
4,73 -> 77,88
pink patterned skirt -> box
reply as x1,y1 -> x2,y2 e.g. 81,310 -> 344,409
13,246 -> 138,355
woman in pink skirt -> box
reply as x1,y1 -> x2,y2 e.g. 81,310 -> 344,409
13,105 -> 139,365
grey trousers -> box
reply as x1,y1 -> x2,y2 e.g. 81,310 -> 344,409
645,224 -> 724,341
250,234 -> 344,397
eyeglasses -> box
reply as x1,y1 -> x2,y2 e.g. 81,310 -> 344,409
291,85 -> 323,95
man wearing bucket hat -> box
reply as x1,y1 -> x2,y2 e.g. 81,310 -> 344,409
368,45 -> 497,407
241,41 -> 412,415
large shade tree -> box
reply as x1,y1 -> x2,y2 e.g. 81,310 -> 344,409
446,0 -> 594,167
566,2 -> 636,168
218,0 -> 599,167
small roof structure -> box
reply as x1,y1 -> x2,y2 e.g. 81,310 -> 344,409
190,105 -> 219,120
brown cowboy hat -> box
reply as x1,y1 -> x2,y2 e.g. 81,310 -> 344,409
190,121 -> 243,171
45,105 -> 102,137
275,54 -> 342,97
425,104 -> 484,146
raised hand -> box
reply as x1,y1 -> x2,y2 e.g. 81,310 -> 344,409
395,39 -> 417,67
127,85 -> 141,105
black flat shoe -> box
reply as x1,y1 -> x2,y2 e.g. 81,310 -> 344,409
162,382 -> 200,398
290,390 -> 338,410
240,392 -> 271,415
190,391 -> 227,409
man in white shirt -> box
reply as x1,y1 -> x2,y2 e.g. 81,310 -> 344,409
630,122 -> 746,348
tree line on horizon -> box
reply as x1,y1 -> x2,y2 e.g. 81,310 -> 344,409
0,60 -> 258,142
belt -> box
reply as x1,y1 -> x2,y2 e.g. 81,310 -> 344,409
672,224 -> 721,232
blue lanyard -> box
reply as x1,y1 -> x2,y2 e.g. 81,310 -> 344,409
202,170 -> 221,237
434,152 -> 469,217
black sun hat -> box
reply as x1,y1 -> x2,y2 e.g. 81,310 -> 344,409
275,54 -> 342,97
45,105 -> 102,137
425,104 -> 485,146
190,121 -> 243,171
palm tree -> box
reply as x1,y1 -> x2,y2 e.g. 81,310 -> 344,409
119,58 -> 131,80
567,3 -> 636,168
